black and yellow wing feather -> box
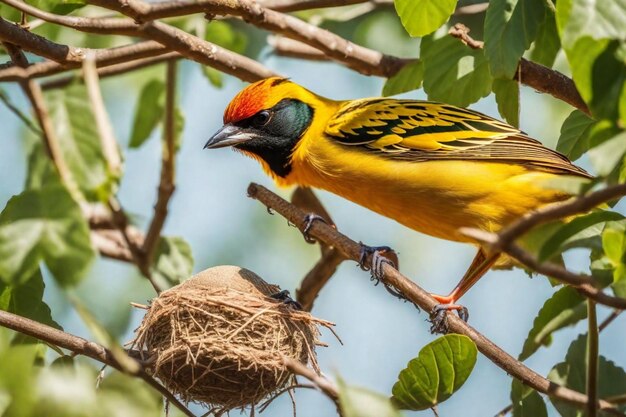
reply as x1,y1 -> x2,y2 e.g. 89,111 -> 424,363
325,99 -> 591,178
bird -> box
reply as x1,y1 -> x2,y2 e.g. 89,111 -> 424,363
204,77 -> 591,329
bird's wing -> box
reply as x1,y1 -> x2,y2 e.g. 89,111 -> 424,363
325,99 -> 591,177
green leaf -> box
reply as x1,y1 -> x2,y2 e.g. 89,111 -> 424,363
391,334 -> 477,410
45,84 -> 115,202
205,21 -> 247,54
151,236 -> 194,289
338,378 -> 403,417
484,0 -> 547,79
0,186 -> 95,286
382,60 -> 424,97
492,78 -> 520,127
538,210 -> 624,262
556,110 -> 596,161
518,286 -> 586,361
588,131 -> 626,176
567,37 -> 626,121
0,269 -> 61,336
530,13 -> 561,68
129,79 -> 165,148
421,29 -> 493,107
548,334 -> 626,417
602,220 -> 626,265
393,0 -> 456,37
557,0 -> 626,50
511,379 -> 548,417
0,344 -> 40,417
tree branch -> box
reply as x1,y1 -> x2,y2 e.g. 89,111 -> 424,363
0,309 -> 194,417
142,61 -> 177,271
41,52 -> 181,90
86,0 -> 407,77
282,356 -> 339,408
448,23 -> 590,115
290,186 -> 347,311
0,37 -> 169,82
246,182 -> 624,416
461,228 -> 626,309
82,51 -> 122,177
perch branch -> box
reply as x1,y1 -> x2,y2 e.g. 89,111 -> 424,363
246,183 -> 623,416
142,61 -> 177,270
0,309 -> 194,417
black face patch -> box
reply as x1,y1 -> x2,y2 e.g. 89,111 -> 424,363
234,99 -> 313,177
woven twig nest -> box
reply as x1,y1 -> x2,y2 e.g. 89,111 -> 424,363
132,265 -> 333,412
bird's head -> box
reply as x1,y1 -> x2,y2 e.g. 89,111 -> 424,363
205,77 -> 323,179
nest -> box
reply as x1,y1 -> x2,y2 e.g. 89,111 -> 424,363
132,265 -> 334,412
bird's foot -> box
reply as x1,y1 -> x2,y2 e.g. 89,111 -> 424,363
301,213 -> 327,243
358,243 -> 406,300
270,289 -> 302,310
428,303 -> 469,334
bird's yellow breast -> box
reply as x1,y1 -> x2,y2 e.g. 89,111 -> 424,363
286,135 -> 569,243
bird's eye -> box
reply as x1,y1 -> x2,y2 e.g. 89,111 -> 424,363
252,110 -> 271,127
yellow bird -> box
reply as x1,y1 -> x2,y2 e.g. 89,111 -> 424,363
204,77 -> 591,325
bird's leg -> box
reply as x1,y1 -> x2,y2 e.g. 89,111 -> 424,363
429,250 -> 500,334
358,243 -> 406,300
301,213 -> 327,243
270,289 -> 303,310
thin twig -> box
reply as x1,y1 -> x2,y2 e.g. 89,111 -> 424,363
0,39 -> 170,82
41,52 -> 181,90
142,61 -> 177,272
599,309 -> 622,332
246,183 -> 624,416
587,300 -> 599,417
82,50 -> 122,177
0,309 -> 194,417
493,403 -> 513,417
108,197 -> 164,293
0,87 -> 41,134
282,357 -> 339,403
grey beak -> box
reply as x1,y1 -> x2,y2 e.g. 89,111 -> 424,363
204,124 -> 255,149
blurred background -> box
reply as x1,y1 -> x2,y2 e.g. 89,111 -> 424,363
1,5 -> 624,416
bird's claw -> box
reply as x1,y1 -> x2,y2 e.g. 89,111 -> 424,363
270,289 -> 303,310
302,213 -> 326,243
358,244 -> 407,301
429,304 -> 469,334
